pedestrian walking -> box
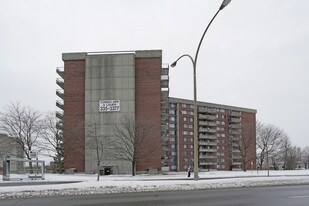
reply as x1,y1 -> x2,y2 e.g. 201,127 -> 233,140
187,166 -> 191,177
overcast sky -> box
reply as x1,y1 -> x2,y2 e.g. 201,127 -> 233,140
1,0 -> 308,147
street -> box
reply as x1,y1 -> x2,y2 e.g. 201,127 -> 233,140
1,185 -> 309,206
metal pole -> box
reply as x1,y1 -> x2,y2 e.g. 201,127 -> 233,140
193,63 -> 198,180
171,0 -> 231,181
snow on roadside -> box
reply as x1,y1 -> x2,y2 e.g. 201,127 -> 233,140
1,170 -> 309,199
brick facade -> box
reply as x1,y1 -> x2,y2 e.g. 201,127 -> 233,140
135,57 -> 162,172
63,60 -> 85,172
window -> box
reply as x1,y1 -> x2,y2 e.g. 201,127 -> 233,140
188,125 -> 193,129
190,105 -> 194,109
169,130 -> 175,135
171,152 -> 176,156
169,124 -> 175,128
170,103 -> 176,108
170,137 -> 175,142
169,110 -> 175,114
170,145 -> 175,149
189,118 -> 193,122
184,138 -> 187,142
170,117 -> 175,122
182,104 -> 187,108
182,110 -> 187,115
171,166 -> 177,170
183,117 -> 187,121
189,131 -> 194,136
183,131 -> 188,135
184,124 -> 188,128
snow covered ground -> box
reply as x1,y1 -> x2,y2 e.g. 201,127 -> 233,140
1,170 -> 309,199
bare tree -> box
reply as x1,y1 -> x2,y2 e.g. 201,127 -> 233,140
0,102 -> 44,160
286,145 -> 301,170
41,112 -> 64,173
301,146 -> 309,169
112,114 -> 155,176
256,122 -> 286,175
85,118 -> 106,181
278,136 -> 291,170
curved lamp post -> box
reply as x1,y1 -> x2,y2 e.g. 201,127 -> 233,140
171,0 -> 231,181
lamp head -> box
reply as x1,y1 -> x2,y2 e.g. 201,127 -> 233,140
219,0 -> 231,10
171,61 -> 177,68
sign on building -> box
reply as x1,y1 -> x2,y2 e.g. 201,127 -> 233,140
99,100 -> 120,112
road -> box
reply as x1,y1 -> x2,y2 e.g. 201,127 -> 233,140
1,185 -> 309,206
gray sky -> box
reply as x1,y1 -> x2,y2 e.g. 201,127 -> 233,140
1,0 -> 308,147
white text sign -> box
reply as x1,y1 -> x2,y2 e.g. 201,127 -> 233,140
99,100 -> 120,112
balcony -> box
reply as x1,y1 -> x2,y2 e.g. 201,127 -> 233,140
161,101 -> 169,109
161,90 -> 168,99
161,124 -> 168,131
199,121 -> 216,127
232,149 -> 241,153
56,100 -> 64,110
56,121 -> 63,130
199,141 -> 217,146
161,64 -> 169,75
56,89 -> 64,100
230,111 -> 241,117
230,118 -> 241,123
56,78 -> 64,89
56,111 -> 63,120
230,124 -> 241,129
199,107 -> 216,114
199,114 -> 217,121
199,147 -> 217,153
230,130 -> 241,135
199,134 -> 216,140
199,127 -> 216,133
161,79 -> 169,88
56,67 -> 64,78
199,154 -> 217,159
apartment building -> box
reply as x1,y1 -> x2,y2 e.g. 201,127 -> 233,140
56,50 -> 169,174
168,97 -> 257,171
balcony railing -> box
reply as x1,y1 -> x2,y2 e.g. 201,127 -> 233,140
199,121 -> 217,127
230,118 -> 241,123
230,111 -> 241,117
199,127 -> 216,133
199,114 -> 217,121
199,141 -> 217,146
56,67 -> 64,78
199,134 -> 216,140
199,148 -> 217,153
56,78 -> 64,89
199,107 -> 216,114
56,100 -> 64,110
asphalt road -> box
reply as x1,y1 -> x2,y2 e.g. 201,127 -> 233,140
1,185 -> 309,206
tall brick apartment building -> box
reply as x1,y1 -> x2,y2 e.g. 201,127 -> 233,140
168,98 -> 257,171
56,50 -> 169,174
56,50 -> 257,174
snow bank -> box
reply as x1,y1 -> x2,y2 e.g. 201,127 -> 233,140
1,170 -> 309,199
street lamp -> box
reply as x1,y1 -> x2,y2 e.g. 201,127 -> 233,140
171,0 -> 231,181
